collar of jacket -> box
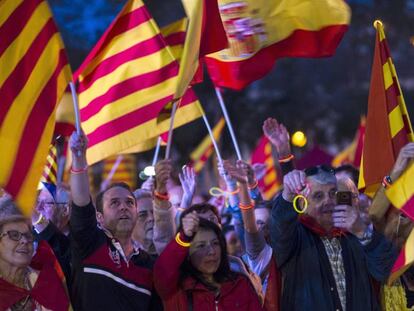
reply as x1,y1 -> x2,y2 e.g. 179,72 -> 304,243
299,215 -> 345,238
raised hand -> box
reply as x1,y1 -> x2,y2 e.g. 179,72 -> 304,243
223,160 -> 248,184
390,142 -> 414,181
182,211 -> 199,237
141,176 -> 155,193
262,117 -> 291,158
332,205 -> 367,238
155,159 -> 172,194
179,165 -> 196,199
282,170 -> 306,202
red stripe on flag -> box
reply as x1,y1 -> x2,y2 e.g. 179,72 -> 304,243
392,129 -> 409,155
0,0 -> 41,57
391,245 -> 407,274
402,114 -> 413,136
206,25 -> 348,90
78,34 -> 173,93
5,50 -> 68,197
74,5 -> 152,80
385,81 -> 400,113
0,19 -> 57,125
87,90 -> 197,148
80,61 -> 179,121
378,39 -> 391,65
164,32 -> 186,46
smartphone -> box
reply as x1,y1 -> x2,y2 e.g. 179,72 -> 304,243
336,191 -> 352,206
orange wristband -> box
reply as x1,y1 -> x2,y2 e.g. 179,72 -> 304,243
248,180 -> 258,189
154,191 -> 169,201
279,154 -> 294,163
239,201 -> 255,210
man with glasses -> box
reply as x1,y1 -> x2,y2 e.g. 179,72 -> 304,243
270,165 -> 397,311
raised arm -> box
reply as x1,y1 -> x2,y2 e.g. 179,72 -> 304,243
270,170 -> 305,268
369,142 -> 414,224
179,165 -> 196,210
153,159 -> 176,254
154,212 -> 199,299
69,131 -> 90,206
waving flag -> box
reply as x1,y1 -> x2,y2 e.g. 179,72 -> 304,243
358,21 -> 414,197
0,0 -> 71,215
39,143 -> 58,185
205,0 -> 350,90
75,0 -> 204,164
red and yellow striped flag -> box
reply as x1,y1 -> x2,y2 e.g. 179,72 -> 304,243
40,144 -> 58,185
102,154 -> 137,190
332,117 -> 365,168
251,136 -> 281,200
387,226 -> 414,284
358,21 -> 414,197
190,118 -> 225,173
205,0 -> 350,90
0,0 -> 71,216
75,0 -> 202,164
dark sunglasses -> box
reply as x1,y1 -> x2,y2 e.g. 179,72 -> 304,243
0,230 -> 34,242
304,165 -> 335,177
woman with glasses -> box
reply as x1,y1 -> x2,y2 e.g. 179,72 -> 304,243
154,212 -> 263,311
0,215 -> 71,311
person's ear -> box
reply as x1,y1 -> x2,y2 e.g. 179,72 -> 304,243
96,211 -> 104,225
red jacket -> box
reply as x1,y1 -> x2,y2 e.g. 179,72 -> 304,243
154,234 -> 263,311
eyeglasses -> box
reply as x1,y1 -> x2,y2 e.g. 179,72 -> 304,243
0,230 -> 34,242
304,165 -> 335,177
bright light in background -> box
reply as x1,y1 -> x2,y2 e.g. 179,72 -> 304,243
410,36 -> 414,46
143,166 -> 156,176
291,131 -> 307,147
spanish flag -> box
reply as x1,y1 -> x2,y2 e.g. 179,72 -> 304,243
251,136 -> 281,200
358,21 -> 414,197
190,118 -> 225,173
0,0 -> 71,216
205,0 -> 350,90
387,226 -> 414,284
74,0 -> 201,164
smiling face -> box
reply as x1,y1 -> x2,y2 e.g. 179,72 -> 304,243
189,229 -> 221,278
101,187 -> 137,237
305,178 -> 337,231
0,221 -> 34,269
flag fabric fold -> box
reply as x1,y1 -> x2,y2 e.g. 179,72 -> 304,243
251,136 -> 281,200
205,0 -> 350,90
190,118 -> 225,173
358,21 -> 414,197
0,0 -> 71,215
39,143 -> 58,186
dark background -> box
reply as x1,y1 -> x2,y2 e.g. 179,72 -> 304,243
49,0 -> 414,169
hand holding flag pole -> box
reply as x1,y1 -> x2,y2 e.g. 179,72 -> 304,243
215,87 -> 242,160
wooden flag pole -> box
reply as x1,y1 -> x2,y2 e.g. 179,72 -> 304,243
164,98 -> 180,159
197,102 -> 223,165
214,87 -> 242,160
101,155 -> 124,191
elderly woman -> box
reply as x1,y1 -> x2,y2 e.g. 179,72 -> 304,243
0,213 -> 71,311
154,211 -> 263,311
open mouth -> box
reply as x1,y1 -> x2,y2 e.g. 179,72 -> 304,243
16,249 -> 30,254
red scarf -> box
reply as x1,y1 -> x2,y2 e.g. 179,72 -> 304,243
0,241 -> 70,311
299,215 -> 345,238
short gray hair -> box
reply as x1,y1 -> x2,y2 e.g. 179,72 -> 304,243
307,171 -> 337,185
0,195 -> 22,219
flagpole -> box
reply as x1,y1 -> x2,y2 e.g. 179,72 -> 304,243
101,155 -> 123,191
214,87 -> 242,160
69,82 -> 82,135
165,98 -> 180,159
152,136 -> 162,167
197,103 -> 223,165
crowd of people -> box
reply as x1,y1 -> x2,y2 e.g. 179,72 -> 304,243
1,117 -> 414,310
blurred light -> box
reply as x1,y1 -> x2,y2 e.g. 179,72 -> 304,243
410,36 -> 414,46
143,166 -> 156,176
291,131 -> 307,147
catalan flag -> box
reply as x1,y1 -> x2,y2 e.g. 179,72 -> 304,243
40,143 -> 58,185
205,0 -> 350,90
190,118 -> 225,173
102,154 -> 137,190
358,21 -> 414,197
332,117 -> 365,168
0,0 -> 71,216
75,0 -> 204,164
251,136 -> 281,200
387,226 -> 414,284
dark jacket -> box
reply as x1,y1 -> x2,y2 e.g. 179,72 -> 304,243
154,233 -> 263,311
270,195 -> 397,311
70,200 -> 161,311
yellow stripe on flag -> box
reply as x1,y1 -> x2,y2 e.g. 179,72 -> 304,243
388,106 -> 405,138
386,162 -> 414,210
0,0 -> 24,28
382,61 -> 394,90
190,118 -> 225,160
